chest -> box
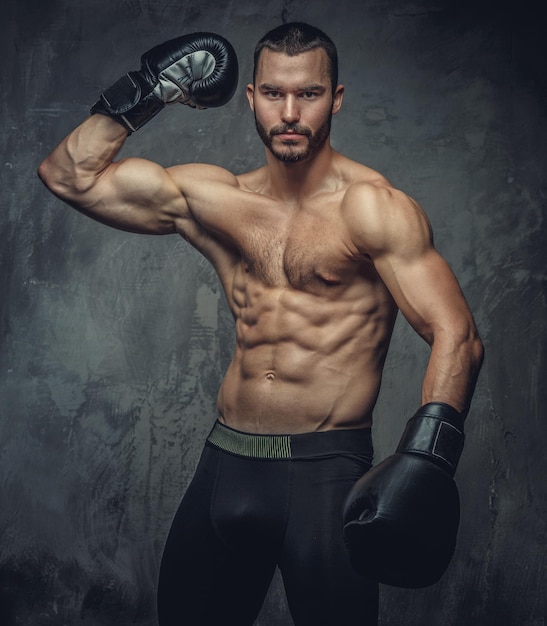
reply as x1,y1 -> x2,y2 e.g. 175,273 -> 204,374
240,200 -> 359,290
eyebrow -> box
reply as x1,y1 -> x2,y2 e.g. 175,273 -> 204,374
258,83 -> 327,93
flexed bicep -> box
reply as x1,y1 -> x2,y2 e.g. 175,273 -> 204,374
38,113 -> 188,234
87,154 -> 189,234
38,31 -> 239,235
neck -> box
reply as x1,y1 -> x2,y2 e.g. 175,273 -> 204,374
264,140 -> 337,202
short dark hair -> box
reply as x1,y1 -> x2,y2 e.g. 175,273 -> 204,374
253,22 -> 339,93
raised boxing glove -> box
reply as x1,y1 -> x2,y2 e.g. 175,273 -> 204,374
342,402 -> 465,588
91,32 -> 238,133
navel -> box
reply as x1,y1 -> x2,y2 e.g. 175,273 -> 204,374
265,371 -> 276,381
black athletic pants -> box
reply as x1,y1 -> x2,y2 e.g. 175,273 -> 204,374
157,421 -> 379,625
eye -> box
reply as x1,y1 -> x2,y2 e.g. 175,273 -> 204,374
302,91 -> 318,99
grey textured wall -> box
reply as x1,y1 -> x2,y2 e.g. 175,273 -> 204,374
1,0 -> 545,624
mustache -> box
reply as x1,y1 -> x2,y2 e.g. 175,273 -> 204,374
269,124 -> 312,137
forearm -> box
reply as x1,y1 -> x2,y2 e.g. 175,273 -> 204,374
421,327 -> 484,417
37,114 -> 127,203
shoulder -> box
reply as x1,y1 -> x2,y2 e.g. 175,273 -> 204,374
166,162 -> 272,203
167,162 -> 240,191
341,177 -> 433,259
165,162 -> 251,222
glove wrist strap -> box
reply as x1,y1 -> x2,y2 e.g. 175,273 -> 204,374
396,402 -> 465,476
90,72 -> 164,133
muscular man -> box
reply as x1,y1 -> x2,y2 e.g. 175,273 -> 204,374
38,23 -> 484,626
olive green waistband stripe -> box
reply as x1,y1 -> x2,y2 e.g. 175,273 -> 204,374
206,421 -> 373,461
208,422 -> 292,458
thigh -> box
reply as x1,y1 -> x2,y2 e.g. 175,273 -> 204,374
157,446 -> 276,626
280,454 -> 379,626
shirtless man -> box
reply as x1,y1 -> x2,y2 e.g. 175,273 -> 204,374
38,23 -> 484,626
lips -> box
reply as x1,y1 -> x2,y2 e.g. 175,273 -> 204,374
276,132 -> 305,141
270,125 -> 311,140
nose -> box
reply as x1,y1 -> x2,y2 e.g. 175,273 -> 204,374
281,95 -> 300,124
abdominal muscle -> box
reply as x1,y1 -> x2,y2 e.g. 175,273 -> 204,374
216,279 -> 397,434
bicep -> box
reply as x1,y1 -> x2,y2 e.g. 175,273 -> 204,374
71,157 -> 188,235
375,247 -> 473,344
348,185 -> 475,344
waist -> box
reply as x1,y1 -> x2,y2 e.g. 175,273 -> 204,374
206,420 -> 373,460
218,370 -> 379,433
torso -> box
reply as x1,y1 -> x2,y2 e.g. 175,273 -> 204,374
177,151 -> 399,434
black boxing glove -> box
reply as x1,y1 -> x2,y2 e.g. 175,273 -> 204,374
342,402 -> 465,588
91,32 -> 238,133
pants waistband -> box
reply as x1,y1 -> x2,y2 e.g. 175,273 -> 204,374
206,420 -> 373,460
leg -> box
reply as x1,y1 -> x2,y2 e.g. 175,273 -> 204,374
157,445 -> 277,625
280,453 -> 379,626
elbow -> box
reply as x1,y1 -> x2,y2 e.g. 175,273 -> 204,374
458,322 -> 484,373
469,331 -> 485,375
461,330 -> 484,418
439,321 -> 484,376
456,326 -> 485,403
476,333 -> 485,371
37,155 -> 92,203
37,156 -> 66,198
37,157 -> 52,189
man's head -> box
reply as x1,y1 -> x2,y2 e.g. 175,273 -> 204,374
253,22 -> 338,96
248,23 -> 343,164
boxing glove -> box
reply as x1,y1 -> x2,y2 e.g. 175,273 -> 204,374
342,402 -> 465,588
91,32 -> 238,133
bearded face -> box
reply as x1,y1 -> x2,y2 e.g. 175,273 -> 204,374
254,115 -> 332,163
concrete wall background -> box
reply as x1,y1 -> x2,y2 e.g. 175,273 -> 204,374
1,0 -> 545,624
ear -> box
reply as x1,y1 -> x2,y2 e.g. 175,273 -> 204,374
332,84 -> 344,115
246,83 -> 255,111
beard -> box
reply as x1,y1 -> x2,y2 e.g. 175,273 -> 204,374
254,114 -> 332,163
